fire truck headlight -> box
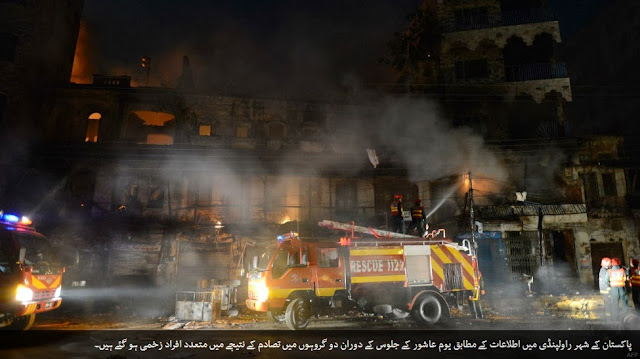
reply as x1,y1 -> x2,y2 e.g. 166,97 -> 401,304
255,281 -> 269,302
54,286 -> 62,298
16,284 -> 34,302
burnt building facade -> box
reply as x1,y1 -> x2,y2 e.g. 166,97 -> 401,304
38,79 -> 420,235
391,0 -> 572,139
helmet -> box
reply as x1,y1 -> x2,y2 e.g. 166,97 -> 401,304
601,257 -> 611,267
415,199 -> 421,204
394,194 -> 402,199
611,258 -> 621,266
631,258 -> 639,267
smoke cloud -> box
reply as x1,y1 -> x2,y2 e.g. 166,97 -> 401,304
79,0 -> 418,94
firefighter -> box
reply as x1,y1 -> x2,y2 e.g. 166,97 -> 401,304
630,258 -> 640,313
408,199 -> 426,237
599,257 -> 611,317
468,259 -> 484,319
390,194 -> 404,233
608,257 -> 630,319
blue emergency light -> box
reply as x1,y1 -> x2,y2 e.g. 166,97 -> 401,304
277,232 -> 298,243
0,211 -> 33,226
3,214 -> 19,223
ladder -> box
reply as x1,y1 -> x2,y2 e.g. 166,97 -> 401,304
318,220 -> 447,240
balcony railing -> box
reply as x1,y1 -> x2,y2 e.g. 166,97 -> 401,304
504,62 -> 568,82
444,8 -> 555,32
501,8 -> 555,26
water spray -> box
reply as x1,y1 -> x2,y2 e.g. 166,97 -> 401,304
28,175 -> 68,217
423,182 -> 461,219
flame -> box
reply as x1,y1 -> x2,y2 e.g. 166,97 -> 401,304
133,111 -> 175,126
70,21 -> 94,84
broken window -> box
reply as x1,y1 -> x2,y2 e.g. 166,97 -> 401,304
126,182 -> 139,206
0,33 -> 17,62
85,112 -> 101,143
112,177 -> 140,212
581,172 -> 600,207
455,60 -> 489,81
335,180 -> 357,220
125,110 -> 175,145
148,184 -> 165,209
335,181 -> 357,209
187,177 -> 211,207
199,125 -> 211,136
602,173 -> 617,197
265,183 -> 283,212
236,126 -> 249,138
197,179 -> 212,207
69,171 -> 94,201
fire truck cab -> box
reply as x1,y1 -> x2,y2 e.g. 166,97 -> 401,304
247,222 -> 483,330
0,212 -> 75,329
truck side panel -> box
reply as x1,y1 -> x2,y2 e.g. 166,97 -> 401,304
429,245 -> 475,292
348,247 -> 406,283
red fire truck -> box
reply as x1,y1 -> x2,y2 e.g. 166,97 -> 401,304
246,220 -> 483,330
0,212 -> 75,329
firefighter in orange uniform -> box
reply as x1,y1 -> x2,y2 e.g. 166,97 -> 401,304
630,258 -> 640,313
390,194 -> 404,233
409,199 -> 426,237
608,257 -> 630,319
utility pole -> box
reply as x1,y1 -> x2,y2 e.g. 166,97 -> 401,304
538,206 -> 544,267
468,171 -> 476,256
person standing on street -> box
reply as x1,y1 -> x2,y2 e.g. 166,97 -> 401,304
599,257 -> 612,318
608,257 -> 630,319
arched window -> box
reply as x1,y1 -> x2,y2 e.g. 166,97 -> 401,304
85,112 -> 101,143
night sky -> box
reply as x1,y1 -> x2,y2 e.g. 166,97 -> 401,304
79,0 -> 613,98
81,0 -> 420,94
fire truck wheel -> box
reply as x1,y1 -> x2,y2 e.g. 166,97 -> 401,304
267,310 -> 285,323
412,294 -> 442,325
6,314 -> 36,330
284,298 -> 311,330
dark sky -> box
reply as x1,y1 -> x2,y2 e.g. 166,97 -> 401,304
82,0 -> 421,95
81,0 -> 606,95
548,0 -> 609,39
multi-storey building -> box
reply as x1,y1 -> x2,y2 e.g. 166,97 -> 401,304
35,76 -> 424,236
3,1 -> 636,290
391,0 -> 572,139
